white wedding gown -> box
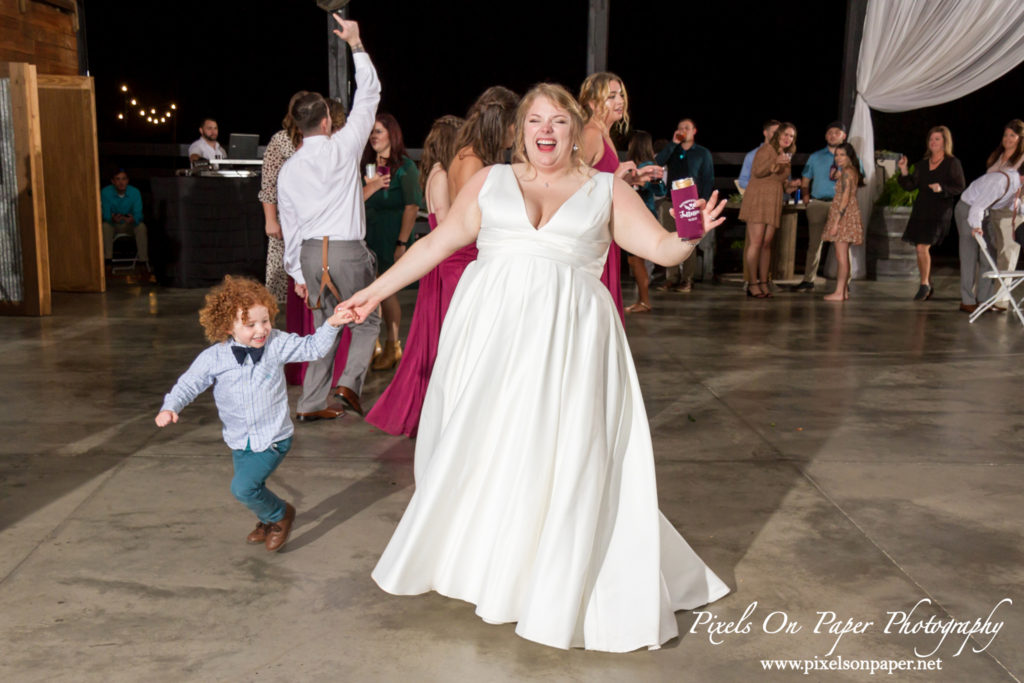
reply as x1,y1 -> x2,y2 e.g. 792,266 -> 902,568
371,165 -> 729,652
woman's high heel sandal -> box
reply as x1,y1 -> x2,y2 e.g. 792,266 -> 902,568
372,339 -> 403,370
746,282 -> 767,298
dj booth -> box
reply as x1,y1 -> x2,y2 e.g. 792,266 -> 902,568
151,159 -> 266,288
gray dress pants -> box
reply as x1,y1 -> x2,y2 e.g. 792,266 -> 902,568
955,200 -> 995,305
297,238 -> 381,413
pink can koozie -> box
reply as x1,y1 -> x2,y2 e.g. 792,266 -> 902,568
672,178 -> 703,240
377,165 -> 390,177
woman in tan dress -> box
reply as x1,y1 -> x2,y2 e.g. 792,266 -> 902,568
822,143 -> 864,302
739,123 -> 798,298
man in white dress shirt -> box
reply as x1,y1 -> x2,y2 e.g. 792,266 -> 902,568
188,118 -> 226,162
955,168 -> 1021,313
277,16 -> 381,420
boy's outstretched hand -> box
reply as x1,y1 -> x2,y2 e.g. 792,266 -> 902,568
336,290 -> 378,325
328,304 -> 356,327
155,410 -> 178,427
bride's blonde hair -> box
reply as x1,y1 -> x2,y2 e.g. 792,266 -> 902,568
512,83 -> 587,173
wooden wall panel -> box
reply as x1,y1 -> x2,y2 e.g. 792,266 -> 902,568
0,61 -> 50,316
0,0 -> 78,76
38,74 -> 102,292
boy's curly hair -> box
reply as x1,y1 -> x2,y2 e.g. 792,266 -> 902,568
198,275 -> 278,343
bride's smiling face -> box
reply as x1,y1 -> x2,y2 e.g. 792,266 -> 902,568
524,96 -> 573,170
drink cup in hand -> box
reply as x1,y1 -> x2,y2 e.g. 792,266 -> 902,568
671,178 -> 704,240
365,164 -> 377,179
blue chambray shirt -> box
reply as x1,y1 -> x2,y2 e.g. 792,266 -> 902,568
161,323 -> 340,452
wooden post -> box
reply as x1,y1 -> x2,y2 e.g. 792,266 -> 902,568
586,0 -> 610,75
0,62 -> 50,315
838,0 -> 868,127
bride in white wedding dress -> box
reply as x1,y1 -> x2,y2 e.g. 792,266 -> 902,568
339,83 -> 730,652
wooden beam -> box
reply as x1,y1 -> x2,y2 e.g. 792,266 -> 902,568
586,0 -> 609,75
0,61 -> 50,315
838,0 -> 868,126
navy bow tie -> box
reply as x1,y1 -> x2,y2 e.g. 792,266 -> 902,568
232,345 -> 264,365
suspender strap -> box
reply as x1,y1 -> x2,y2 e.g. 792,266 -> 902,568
307,237 -> 343,311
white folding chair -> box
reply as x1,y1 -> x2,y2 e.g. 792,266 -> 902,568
969,231 -> 1024,325
110,233 -> 138,273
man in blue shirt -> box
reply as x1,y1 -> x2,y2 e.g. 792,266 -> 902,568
738,120 -> 780,190
655,118 -> 715,290
101,168 -> 149,275
794,122 -> 848,291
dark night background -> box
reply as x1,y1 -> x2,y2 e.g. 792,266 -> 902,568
85,0 -> 1024,183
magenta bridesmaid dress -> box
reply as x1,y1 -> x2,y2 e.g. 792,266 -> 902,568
365,214 -> 478,436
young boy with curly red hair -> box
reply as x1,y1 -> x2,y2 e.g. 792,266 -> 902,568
156,275 -> 352,552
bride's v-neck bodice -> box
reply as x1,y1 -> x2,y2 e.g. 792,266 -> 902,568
475,165 -> 614,279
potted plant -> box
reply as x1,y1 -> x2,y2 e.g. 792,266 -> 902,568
867,154 -> 918,279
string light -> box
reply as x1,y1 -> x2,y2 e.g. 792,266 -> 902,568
118,84 -> 178,129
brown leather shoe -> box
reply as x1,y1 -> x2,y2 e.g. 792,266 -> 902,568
296,403 -> 345,422
959,303 -> 978,313
333,385 -> 364,416
265,503 -> 296,552
246,521 -> 270,544
992,305 -> 1007,313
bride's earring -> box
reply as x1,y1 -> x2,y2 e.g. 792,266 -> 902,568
572,144 -> 579,151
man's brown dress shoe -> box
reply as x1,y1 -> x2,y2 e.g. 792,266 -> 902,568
333,385 -> 364,416
296,403 -> 346,422
959,303 -> 978,313
247,521 -> 270,544
265,503 -> 296,552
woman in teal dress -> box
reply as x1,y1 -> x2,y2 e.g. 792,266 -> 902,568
363,113 -> 422,370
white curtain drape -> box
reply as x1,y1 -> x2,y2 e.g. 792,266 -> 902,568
844,0 -> 1024,278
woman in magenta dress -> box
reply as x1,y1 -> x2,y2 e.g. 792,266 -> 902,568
579,72 -> 662,323
442,86 -> 520,307
365,115 -> 464,436
365,86 -> 518,437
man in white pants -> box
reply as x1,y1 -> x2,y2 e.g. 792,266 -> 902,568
278,16 -> 381,420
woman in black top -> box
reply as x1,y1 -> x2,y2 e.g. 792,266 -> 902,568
897,125 -> 966,300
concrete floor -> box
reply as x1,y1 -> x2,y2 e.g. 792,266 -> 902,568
0,273 -> 1021,682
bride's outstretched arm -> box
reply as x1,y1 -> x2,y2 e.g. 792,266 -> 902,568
338,167 -> 490,323
610,178 -> 726,267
